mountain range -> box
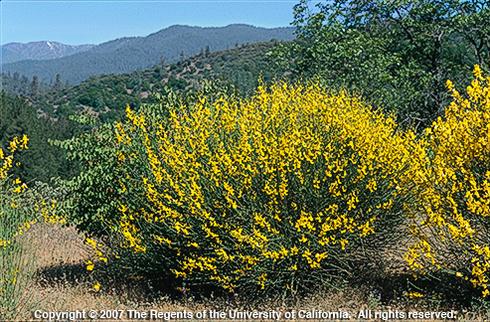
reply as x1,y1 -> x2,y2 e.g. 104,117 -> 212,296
1,41 -> 94,64
2,24 -> 294,84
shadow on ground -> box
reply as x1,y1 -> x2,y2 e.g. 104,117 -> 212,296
35,258 -> 485,311
35,261 -> 230,304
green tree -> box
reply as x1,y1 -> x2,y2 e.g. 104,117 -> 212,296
274,0 -> 490,128
30,76 -> 39,97
0,92 -> 78,182
53,73 -> 63,92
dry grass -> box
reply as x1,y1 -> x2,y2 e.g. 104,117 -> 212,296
19,224 -> 215,319
13,223 -> 490,321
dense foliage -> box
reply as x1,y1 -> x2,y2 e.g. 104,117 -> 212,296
273,0 -> 490,127
0,93 -> 77,182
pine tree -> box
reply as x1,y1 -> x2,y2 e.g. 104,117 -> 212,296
53,74 -> 63,91
30,75 -> 39,97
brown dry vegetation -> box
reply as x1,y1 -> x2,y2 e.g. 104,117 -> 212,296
13,223 -> 489,321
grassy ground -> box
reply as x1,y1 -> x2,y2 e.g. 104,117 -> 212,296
15,223 -> 490,321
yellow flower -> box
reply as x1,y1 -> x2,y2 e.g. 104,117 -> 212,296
86,260 -> 95,272
483,289 -> 490,298
93,282 -> 101,292
405,291 -> 425,299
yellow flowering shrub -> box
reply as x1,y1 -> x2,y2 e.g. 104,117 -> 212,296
102,82 -> 419,296
0,135 -> 30,245
406,66 -> 490,297
0,136 -> 67,317
0,135 -> 34,318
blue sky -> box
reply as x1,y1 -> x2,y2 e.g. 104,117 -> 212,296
1,0 -> 298,45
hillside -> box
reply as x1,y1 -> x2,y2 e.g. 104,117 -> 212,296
1,41 -> 94,64
32,40 -> 286,121
2,24 -> 294,85
0,40 -> 286,181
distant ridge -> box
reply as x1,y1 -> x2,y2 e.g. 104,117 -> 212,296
1,41 -> 95,64
2,24 -> 295,84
